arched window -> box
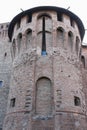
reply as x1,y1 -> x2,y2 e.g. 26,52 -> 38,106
17,33 -> 22,53
35,77 -> 53,115
76,37 -> 80,55
68,31 -> 73,51
57,27 -> 64,47
25,29 -> 32,49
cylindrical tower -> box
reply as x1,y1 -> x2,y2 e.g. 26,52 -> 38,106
3,6 -> 87,130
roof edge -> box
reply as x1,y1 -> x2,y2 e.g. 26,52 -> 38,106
8,6 -> 85,41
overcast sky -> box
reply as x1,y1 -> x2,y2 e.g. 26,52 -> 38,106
0,0 -> 87,43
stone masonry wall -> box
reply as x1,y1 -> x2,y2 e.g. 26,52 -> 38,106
2,7 -> 87,130
0,23 -> 12,129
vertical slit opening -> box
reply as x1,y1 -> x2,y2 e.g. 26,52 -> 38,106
42,16 -> 47,56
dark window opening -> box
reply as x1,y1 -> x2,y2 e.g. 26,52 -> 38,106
26,29 -> 32,35
4,52 -> 7,57
10,98 -> 16,107
18,33 -> 22,39
6,24 -> 9,28
74,96 -> 81,106
81,55 -> 85,68
17,33 -> 22,53
42,16 -> 47,56
70,18 -> 74,27
68,31 -> 73,37
26,14 -> 32,23
12,39 -> 16,57
17,20 -> 21,29
0,81 -> 3,88
76,37 -> 80,56
57,13 -> 63,21
57,27 -> 63,33
1,25 -> 3,29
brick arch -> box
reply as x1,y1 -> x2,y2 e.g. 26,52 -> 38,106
24,28 -> 32,49
56,26 -> 65,47
35,77 -> 53,115
68,31 -> 74,51
17,33 -> 22,53
37,13 -> 52,19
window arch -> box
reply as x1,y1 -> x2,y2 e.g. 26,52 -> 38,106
17,33 -> 22,53
57,27 -> 64,47
37,13 -> 51,19
76,36 -> 80,55
37,13 -> 52,33
25,29 -> 32,49
68,31 -> 73,51
35,77 -> 53,115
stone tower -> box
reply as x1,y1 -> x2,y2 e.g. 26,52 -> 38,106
0,23 -> 12,130
3,6 -> 87,130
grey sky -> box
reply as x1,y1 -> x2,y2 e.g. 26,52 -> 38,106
0,0 -> 87,43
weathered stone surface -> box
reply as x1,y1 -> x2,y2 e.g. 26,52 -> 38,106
0,6 -> 87,130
